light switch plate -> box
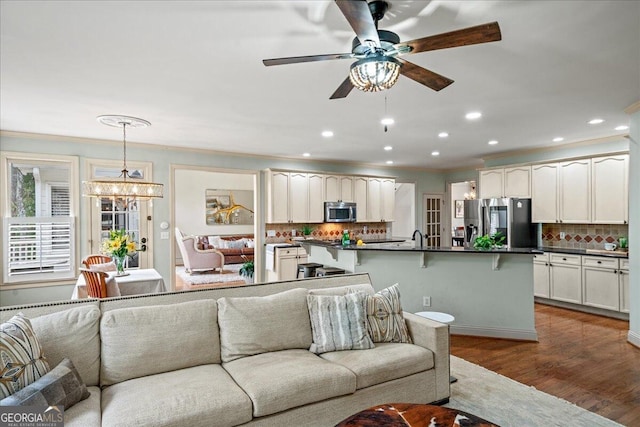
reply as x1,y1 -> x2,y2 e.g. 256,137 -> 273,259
160,232 -> 169,240
267,230 -> 276,237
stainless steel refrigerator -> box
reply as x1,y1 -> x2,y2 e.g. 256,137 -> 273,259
464,198 -> 536,248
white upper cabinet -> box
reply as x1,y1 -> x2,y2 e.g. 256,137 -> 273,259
267,170 -> 320,224
479,169 -> 504,198
339,176 -> 354,202
503,166 -> 531,198
559,159 -> 591,223
367,178 -> 382,222
324,175 -> 354,202
591,154 -> 628,224
288,172 -> 310,223
531,163 -> 559,223
381,178 -> 395,222
267,171 -> 290,223
353,177 -> 368,222
308,173 -> 325,223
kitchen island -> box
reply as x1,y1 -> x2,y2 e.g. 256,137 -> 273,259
300,240 -> 541,341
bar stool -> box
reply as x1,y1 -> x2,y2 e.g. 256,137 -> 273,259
415,311 -> 457,383
315,267 -> 346,277
297,262 -> 323,278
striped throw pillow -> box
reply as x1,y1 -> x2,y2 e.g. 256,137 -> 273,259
307,292 -> 374,354
365,284 -> 412,343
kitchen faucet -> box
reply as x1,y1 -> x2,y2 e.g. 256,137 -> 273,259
411,229 -> 424,248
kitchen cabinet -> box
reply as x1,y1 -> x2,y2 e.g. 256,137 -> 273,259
275,246 -> 307,281
480,166 -> 531,199
381,178 -> 395,222
308,173 -> 325,223
361,177 -> 395,222
531,163 -> 559,223
367,178 -> 382,221
289,172 -> 310,223
324,175 -> 353,202
533,252 -> 550,298
559,159 -> 591,223
582,256 -> 620,311
267,171 -> 290,223
591,154 -> 629,224
266,171 -> 321,224
549,253 -> 582,304
353,177 -> 368,222
620,259 -> 629,313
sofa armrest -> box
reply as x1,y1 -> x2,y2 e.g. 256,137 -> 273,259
403,311 -> 450,402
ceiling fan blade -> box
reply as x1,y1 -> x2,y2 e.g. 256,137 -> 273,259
263,52 -> 353,66
397,22 -> 501,54
329,76 -> 355,99
397,58 -> 453,91
335,0 -> 381,48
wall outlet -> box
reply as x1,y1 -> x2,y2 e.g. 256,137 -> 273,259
560,231 -> 566,239
423,296 -> 431,307
267,230 -> 276,237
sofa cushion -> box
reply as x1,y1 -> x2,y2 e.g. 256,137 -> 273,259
308,283 -> 375,296
100,299 -> 220,386
307,292 -> 374,354
101,364 -> 252,427
366,284 -> 412,343
64,385 -> 101,427
30,305 -> 101,387
217,288 -> 312,362
320,342 -> 434,389
0,314 -> 50,398
223,349 -> 356,417
0,358 -> 90,409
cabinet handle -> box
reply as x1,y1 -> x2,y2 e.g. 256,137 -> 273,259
614,270 -> 617,274
562,257 -> 567,261
545,263 -> 548,266
597,260 -> 602,264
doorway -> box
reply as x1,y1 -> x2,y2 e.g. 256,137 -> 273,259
422,194 -> 445,247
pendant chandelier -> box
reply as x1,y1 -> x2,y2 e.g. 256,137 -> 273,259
82,115 -> 163,200
349,56 -> 401,93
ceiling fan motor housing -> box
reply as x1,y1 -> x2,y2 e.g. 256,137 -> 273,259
352,29 -> 400,56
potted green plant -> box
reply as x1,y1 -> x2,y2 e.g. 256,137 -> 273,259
473,232 -> 505,250
301,224 -> 314,237
239,259 -> 254,283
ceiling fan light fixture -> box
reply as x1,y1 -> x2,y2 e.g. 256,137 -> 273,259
349,56 -> 401,93
82,115 -> 164,200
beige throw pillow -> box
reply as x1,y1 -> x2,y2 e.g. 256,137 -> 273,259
307,292 -> 374,354
365,284 -> 412,343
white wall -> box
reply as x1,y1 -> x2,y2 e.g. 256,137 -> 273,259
450,182 -> 473,230
393,183 -> 415,239
174,169 -> 254,237
628,108 -> 639,347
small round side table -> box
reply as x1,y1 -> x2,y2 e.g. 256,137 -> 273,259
414,311 -> 457,383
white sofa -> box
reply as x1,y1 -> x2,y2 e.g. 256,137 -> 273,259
0,273 -> 450,427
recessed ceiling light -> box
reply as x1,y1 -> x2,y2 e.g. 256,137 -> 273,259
488,140 -> 499,145
465,112 -> 482,120
431,151 -> 440,156
386,160 -> 394,165
321,130 -> 334,138
615,125 -> 629,131
438,132 -> 449,138
380,117 -> 395,126
588,118 -> 604,125
552,137 -> 564,142
384,145 -> 393,151
302,152 -> 311,157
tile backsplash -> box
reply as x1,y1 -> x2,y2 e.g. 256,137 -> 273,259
265,223 -> 388,243
541,223 -> 629,250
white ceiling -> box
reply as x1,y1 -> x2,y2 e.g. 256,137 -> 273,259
1,1 -> 638,170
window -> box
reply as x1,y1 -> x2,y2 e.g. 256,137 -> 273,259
1,152 -> 78,285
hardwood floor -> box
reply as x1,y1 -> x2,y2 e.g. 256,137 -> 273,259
450,303 -> 640,426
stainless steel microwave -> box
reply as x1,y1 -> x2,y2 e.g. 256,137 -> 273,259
324,201 -> 357,223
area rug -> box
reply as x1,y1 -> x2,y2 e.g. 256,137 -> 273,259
176,264 -> 248,286
446,356 -> 622,426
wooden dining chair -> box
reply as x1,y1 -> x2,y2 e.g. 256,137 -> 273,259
79,268 -> 109,298
82,254 -> 113,269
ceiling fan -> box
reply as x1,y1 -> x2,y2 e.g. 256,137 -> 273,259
263,0 -> 501,99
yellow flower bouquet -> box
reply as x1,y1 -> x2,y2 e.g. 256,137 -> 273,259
102,229 -> 136,275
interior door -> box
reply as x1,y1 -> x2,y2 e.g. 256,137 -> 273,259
423,194 -> 444,247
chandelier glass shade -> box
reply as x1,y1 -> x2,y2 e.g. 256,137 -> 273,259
349,56 -> 401,93
82,115 -> 163,200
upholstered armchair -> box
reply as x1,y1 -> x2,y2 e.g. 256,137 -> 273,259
175,228 -> 225,274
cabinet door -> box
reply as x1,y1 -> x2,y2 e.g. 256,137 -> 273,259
559,159 -> 591,223
368,178 -> 382,222
381,178 -> 395,222
353,177 -> 368,222
324,175 -> 340,202
531,163 -> 559,223
620,270 -> 629,313
289,173 -> 309,223
582,266 -> 620,311
308,173 -> 324,223
591,155 -> 628,224
269,171 -> 290,223
339,176 -> 354,202
479,169 -> 504,198
550,263 -> 581,304
504,166 -> 531,198
279,256 -> 299,281
533,261 -> 550,298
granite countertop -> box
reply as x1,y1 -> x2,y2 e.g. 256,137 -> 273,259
537,246 -> 629,259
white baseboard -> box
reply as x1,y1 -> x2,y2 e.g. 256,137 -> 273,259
451,325 -> 538,342
628,330 -> 640,349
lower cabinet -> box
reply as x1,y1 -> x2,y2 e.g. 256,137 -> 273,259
582,256 -> 620,311
549,253 -> 582,304
275,246 -> 308,281
533,253 -> 550,298
620,259 -> 630,313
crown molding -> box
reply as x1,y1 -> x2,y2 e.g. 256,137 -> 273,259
624,100 -> 640,114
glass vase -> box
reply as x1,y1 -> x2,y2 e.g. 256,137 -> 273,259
113,254 -> 126,276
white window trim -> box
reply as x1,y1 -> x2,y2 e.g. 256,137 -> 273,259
1,151 -> 79,286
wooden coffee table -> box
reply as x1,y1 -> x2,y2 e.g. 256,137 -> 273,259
335,403 -> 499,427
